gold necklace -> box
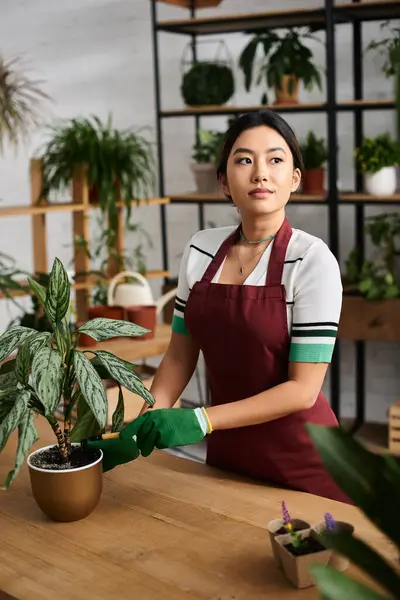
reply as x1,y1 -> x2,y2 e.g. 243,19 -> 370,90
234,242 -> 268,276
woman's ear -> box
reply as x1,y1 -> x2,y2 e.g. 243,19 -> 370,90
219,174 -> 230,196
291,168 -> 301,193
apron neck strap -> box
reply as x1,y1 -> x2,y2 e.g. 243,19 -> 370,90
201,227 -> 240,284
265,218 -> 292,286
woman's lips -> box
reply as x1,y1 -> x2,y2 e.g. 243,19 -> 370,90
249,189 -> 273,198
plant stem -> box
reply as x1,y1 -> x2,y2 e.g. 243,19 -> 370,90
47,415 -> 68,461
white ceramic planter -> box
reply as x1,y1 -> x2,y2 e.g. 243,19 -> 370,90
364,166 -> 397,196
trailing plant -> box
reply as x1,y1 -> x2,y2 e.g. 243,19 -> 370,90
300,131 -> 328,170
354,133 -> 399,175
191,129 -> 225,164
238,28 -> 322,104
0,257 -> 155,489
38,115 -> 156,253
181,61 -> 235,106
0,55 -> 50,153
306,422 -> 400,599
344,213 -> 400,300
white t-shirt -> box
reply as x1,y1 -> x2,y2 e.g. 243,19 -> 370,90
172,225 -> 342,363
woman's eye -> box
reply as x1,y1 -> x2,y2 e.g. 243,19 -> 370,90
236,157 -> 252,164
271,157 -> 283,164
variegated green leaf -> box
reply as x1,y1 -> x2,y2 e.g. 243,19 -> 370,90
2,411 -> 38,489
111,386 -> 125,433
32,346 -> 63,414
70,405 -> 102,442
0,390 -> 29,452
94,350 -> 155,407
27,277 -> 47,306
0,370 -> 18,390
44,257 -> 70,324
0,326 -> 35,363
77,318 -> 150,341
73,350 -> 108,429
0,394 -> 16,421
15,339 -> 33,385
0,387 -> 19,400
29,331 -> 52,354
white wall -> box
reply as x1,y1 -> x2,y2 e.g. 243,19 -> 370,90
0,0 -> 399,422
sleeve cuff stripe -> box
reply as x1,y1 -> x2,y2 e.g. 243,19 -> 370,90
289,343 -> 334,363
292,329 -> 337,338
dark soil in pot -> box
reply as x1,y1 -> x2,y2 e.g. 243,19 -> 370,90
284,535 -> 326,556
30,445 -> 101,470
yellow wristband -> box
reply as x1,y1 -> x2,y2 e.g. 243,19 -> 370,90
201,407 -> 213,434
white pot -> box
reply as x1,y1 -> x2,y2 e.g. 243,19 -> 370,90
364,166 -> 397,196
190,162 -> 219,194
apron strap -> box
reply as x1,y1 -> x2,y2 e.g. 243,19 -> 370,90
265,218 -> 292,286
201,227 -> 240,284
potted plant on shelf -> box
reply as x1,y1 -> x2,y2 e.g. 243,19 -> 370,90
306,423 -> 400,599
0,257 -> 155,522
354,133 -> 399,196
300,131 -> 328,195
181,61 -> 235,107
267,500 -> 310,568
238,28 -> 322,105
312,512 -> 355,572
190,129 -> 225,194
274,500 -> 331,589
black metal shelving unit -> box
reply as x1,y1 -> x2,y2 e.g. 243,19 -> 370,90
149,0 -> 400,431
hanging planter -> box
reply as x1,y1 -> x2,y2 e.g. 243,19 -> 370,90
355,133 -> 400,197
180,40 -> 235,107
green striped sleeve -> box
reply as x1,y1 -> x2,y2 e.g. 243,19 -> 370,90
289,323 -> 338,363
171,314 -> 190,336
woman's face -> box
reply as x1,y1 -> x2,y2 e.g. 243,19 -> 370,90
221,125 -> 301,216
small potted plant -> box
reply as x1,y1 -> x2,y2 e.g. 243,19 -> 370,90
190,129 -> 225,194
0,257 -> 155,522
180,61 -> 235,107
300,131 -> 328,195
354,133 -> 399,196
238,28 -> 322,105
274,501 -> 331,588
312,512 -> 355,572
267,501 -> 310,568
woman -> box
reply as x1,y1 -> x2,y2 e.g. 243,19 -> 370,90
89,110 -> 349,504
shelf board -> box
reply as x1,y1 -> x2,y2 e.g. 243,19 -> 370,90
0,270 -> 171,300
169,192 -> 326,203
0,197 -> 169,218
340,192 -> 400,204
156,1 -> 400,36
160,99 -> 395,118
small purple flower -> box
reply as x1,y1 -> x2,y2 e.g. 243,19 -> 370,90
281,500 -> 292,529
324,512 -> 336,532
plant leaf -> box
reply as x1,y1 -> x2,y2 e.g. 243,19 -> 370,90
70,402 -> 102,442
77,318 -> 150,341
44,257 -> 70,324
73,350 -> 108,429
310,565 -> 392,600
15,340 -> 32,386
27,276 -> 47,306
31,346 -> 63,414
0,390 -> 30,452
89,355 -> 137,379
306,423 -> 400,548
94,350 -> 155,407
2,411 -> 38,489
111,385 -> 125,433
29,331 -> 52,354
0,326 -> 35,363
0,369 -> 19,389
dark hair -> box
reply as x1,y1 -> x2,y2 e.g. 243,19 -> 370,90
216,110 -> 304,182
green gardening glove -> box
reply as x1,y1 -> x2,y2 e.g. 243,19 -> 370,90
120,407 -> 210,457
86,436 -> 140,472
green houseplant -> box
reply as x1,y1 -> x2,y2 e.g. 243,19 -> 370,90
181,61 -> 235,107
238,28 -> 322,105
0,257 -> 155,521
190,129 -> 225,194
306,423 -> 400,599
354,133 -> 399,196
300,131 -> 328,194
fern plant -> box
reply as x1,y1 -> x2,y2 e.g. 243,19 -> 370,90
0,257 -> 155,489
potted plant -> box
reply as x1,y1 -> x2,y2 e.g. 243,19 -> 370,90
190,129 -> 225,193
274,501 -> 331,588
267,500 -> 310,568
312,512 -> 354,572
300,131 -> 328,194
354,133 -> 399,196
180,61 -> 235,107
238,28 -> 322,105
0,54 -> 50,153
0,257 -> 155,522
306,423 -> 400,599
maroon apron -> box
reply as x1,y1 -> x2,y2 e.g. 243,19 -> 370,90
184,218 -> 351,503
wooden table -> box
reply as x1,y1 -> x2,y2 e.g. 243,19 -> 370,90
0,422 -> 396,600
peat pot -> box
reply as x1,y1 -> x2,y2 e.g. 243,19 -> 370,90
267,517 -> 310,567
27,443 -> 103,522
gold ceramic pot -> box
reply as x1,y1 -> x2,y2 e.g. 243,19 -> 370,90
27,444 -> 103,522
